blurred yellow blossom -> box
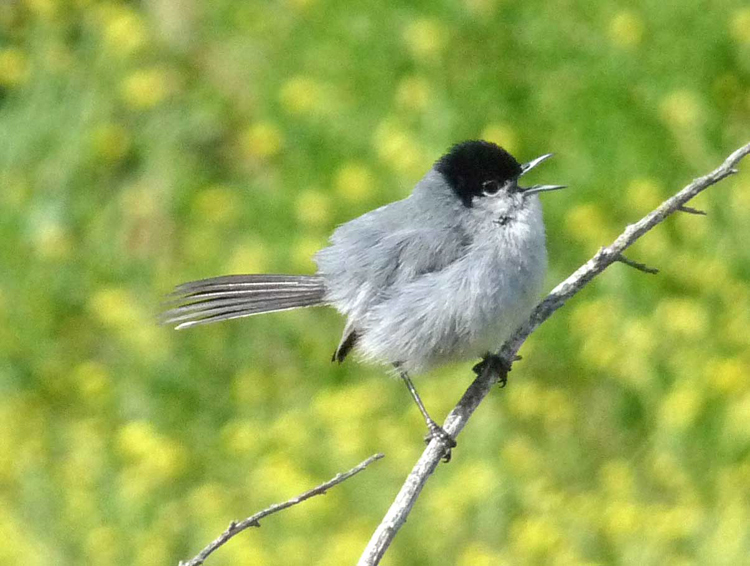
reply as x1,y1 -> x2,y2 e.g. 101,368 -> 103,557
564,202 -> 611,246
502,435 -> 541,476
73,360 -> 111,404
403,18 -> 448,61
279,76 -> 326,115
241,121 -> 284,159
659,385 -> 704,430
481,123 -> 519,155
335,162 -> 374,202
121,67 -> 174,109
0,48 -> 29,87
101,6 -> 148,57
373,121 -> 425,177
505,380 -> 543,419
706,356 -> 747,394
85,526 -> 120,566
457,543 -> 505,566
729,8 -> 750,44
224,238 -> 269,274
222,419 -> 264,456
599,459 -> 635,499
117,421 -> 186,480
659,90 -> 703,129
626,178 -> 662,214
89,287 -> 141,328
510,516 -> 562,559
603,501 -> 641,538
608,11 -> 645,48
192,185 -> 241,225
91,123 -> 131,163
656,298 -> 708,339
295,189 -> 332,227
396,75 -> 432,111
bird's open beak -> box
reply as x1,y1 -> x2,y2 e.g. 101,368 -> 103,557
520,153 -> 554,176
519,153 -> 566,196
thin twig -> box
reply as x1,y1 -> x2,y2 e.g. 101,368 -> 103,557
182,453 -> 384,566
677,204 -> 706,215
616,253 -> 659,274
358,142 -> 750,566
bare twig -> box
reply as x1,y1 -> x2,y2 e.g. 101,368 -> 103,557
182,453 -> 384,566
358,142 -> 750,566
615,253 -> 659,274
677,204 -> 706,215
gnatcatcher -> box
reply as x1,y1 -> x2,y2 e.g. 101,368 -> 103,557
164,140 -> 565,454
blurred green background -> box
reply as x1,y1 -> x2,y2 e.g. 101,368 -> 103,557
1,0 -> 750,564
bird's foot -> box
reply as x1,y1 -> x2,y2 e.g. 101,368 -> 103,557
472,353 -> 519,387
423,420 -> 457,463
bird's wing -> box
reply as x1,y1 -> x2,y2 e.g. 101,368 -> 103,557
318,218 -> 472,362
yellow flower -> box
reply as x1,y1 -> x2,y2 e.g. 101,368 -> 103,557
73,361 -> 111,404
121,67 -> 174,109
457,543 -> 505,566
335,162 -> 374,202
89,287 -> 141,328
192,185 -> 241,225
403,18 -> 448,61
222,419 -> 264,456
240,121 -> 284,159
0,48 -> 29,87
656,298 -> 708,339
101,6 -> 147,57
85,527 -> 121,566
373,121 -> 425,178
626,178 -> 662,214
279,76 -> 326,115
224,239 -> 269,274
396,75 -> 432,111
659,385 -> 704,430
502,435 -> 541,476
603,501 -> 641,538
730,8 -> 750,44
706,357 -> 747,394
481,123 -> 519,155
659,90 -> 703,129
564,203 -> 611,247
599,459 -> 635,499
295,189 -> 332,227
510,516 -> 561,559
608,11 -> 645,48
91,123 -> 131,163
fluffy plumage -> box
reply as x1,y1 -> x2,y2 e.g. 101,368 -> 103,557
164,140 -> 557,375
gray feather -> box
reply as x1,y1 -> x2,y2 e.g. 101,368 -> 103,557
163,274 -> 326,329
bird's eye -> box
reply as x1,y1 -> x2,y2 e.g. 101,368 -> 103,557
482,179 -> 502,195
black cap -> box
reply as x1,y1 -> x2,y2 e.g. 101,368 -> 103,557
435,140 -> 522,207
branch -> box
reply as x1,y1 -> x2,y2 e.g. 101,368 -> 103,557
181,453 -> 384,566
358,141 -> 750,566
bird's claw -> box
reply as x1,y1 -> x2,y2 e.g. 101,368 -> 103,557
424,422 -> 457,463
472,353 -> 518,387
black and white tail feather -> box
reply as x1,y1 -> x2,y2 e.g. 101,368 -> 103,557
162,274 -> 327,330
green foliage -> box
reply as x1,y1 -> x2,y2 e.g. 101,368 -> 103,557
1,1 -> 749,564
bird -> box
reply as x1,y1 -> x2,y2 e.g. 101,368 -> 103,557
163,140 -> 565,454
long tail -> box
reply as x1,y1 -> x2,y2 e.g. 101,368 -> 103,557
162,274 -> 326,330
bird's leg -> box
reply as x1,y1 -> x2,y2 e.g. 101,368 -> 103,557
472,353 -> 519,387
395,365 -> 456,462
